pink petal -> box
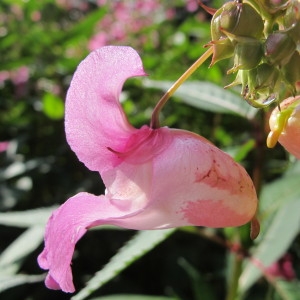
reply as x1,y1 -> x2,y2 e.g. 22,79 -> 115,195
269,96 -> 300,159
65,46 -> 147,173
38,192 -> 147,293
39,126 -> 257,291
107,128 -> 257,229
39,127 -> 257,293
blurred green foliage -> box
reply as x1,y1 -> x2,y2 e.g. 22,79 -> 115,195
0,1 -> 299,300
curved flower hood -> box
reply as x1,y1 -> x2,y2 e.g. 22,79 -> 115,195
38,46 -> 257,293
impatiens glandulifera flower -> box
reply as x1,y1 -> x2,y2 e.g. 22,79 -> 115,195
267,96 -> 300,159
38,46 -> 258,293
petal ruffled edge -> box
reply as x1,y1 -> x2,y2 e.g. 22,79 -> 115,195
38,192 -> 145,292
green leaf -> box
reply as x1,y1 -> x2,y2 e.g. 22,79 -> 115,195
0,226 -> 45,275
0,206 -> 57,228
42,93 -> 64,120
0,274 -> 45,293
72,229 -> 176,300
238,175 -> 300,294
178,258 -> 217,300
89,295 -> 177,300
273,280 -> 300,300
143,79 -> 257,119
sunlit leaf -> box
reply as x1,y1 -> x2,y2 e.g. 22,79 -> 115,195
143,79 -> 257,119
42,93 -> 64,120
72,229 -> 176,300
0,274 -> 45,293
0,206 -> 57,228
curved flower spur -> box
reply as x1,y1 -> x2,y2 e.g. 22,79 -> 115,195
38,46 -> 258,293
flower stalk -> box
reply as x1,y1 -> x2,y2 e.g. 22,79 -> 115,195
150,47 -> 213,128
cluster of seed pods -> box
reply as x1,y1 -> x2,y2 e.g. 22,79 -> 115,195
205,0 -> 300,108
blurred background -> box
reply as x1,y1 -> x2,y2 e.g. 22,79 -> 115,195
0,1 -> 299,299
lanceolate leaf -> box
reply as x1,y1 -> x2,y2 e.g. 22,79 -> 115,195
143,80 -> 257,119
0,274 -> 45,293
239,174 -> 300,294
273,280 -> 300,300
72,229 -> 176,300
0,226 -> 45,275
0,206 -> 57,228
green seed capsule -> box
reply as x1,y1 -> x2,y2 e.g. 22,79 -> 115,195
264,32 -> 296,66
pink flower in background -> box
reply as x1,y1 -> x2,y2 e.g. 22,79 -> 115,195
0,66 -> 29,98
0,142 -> 9,153
266,254 -> 296,281
186,0 -> 199,12
38,46 -> 257,293
88,1 -> 165,50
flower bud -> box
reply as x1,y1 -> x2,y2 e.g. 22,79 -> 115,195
226,64 -> 280,108
264,32 -> 296,66
218,2 -> 264,39
248,63 -> 280,92
209,1 -> 263,65
255,0 -> 289,14
282,51 -> 300,93
228,37 -> 263,73
283,0 -> 300,43
209,6 -> 235,65
208,37 -> 235,66
268,96 -> 300,159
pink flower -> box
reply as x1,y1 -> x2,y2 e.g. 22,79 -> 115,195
38,46 -> 257,293
266,254 -> 296,281
0,141 -> 9,153
268,96 -> 300,159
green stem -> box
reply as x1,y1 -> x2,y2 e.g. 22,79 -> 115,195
226,253 -> 243,300
150,47 -> 213,129
226,112 -> 267,300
